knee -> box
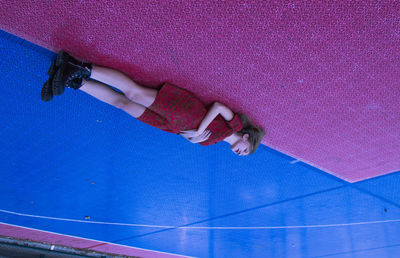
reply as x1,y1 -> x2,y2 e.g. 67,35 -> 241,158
114,97 -> 131,110
125,90 -> 140,103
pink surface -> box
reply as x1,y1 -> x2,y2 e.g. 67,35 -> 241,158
0,222 -> 188,257
0,1 -> 399,182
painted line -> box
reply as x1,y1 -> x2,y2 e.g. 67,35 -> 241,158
1,209 -> 400,229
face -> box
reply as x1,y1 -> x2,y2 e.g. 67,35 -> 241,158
231,134 -> 251,156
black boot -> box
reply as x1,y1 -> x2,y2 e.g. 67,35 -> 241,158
41,59 -> 57,102
41,79 -> 54,102
41,50 -> 87,101
52,58 -> 92,96
55,50 -> 92,71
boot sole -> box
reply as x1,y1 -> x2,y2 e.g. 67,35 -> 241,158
56,50 -> 70,67
41,79 -> 53,102
47,50 -> 71,77
47,60 -> 57,75
42,59 -> 57,102
53,63 -> 66,96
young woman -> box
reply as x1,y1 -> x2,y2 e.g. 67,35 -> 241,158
41,51 -> 265,156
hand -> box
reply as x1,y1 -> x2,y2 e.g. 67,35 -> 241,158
180,129 -> 212,143
180,129 -> 201,138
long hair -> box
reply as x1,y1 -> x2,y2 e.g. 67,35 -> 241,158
237,113 -> 265,155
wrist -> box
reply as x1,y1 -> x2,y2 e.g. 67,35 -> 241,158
195,128 -> 203,136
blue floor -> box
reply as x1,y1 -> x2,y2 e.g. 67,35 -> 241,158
0,29 -> 400,258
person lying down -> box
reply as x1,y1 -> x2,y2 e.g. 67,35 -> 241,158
41,51 -> 265,156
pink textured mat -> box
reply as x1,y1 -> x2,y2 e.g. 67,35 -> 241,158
0,223 -> 188,257
0,1 -> 399,182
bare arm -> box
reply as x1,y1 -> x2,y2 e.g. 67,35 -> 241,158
197,102 -> 234,133
215,102 -> 234,121
180,102 -> 234,143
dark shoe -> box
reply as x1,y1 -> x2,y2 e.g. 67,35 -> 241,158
55,50 -> 91,69
54,50 -> 91,90
52,61 -> 92,96
41,51 -> 78,102
47,58 -> 57,75
41,59 -> 58,102
41,78 -> 53,102
42,50 -> 89,101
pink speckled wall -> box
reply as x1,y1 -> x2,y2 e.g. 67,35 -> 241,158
0,1 -> 399,182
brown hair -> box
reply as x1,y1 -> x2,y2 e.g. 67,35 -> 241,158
237,113 -> 265,155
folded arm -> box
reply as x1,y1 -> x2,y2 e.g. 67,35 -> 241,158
179,101 -> 234,143
197,101 -> 234,133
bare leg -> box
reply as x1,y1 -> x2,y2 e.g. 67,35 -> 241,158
89,65 -> 158,108
79,79 -> 147,118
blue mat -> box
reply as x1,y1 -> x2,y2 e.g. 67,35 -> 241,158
0,28 -> 400,258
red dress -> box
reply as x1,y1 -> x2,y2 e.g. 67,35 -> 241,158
137,83 -> 243,146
